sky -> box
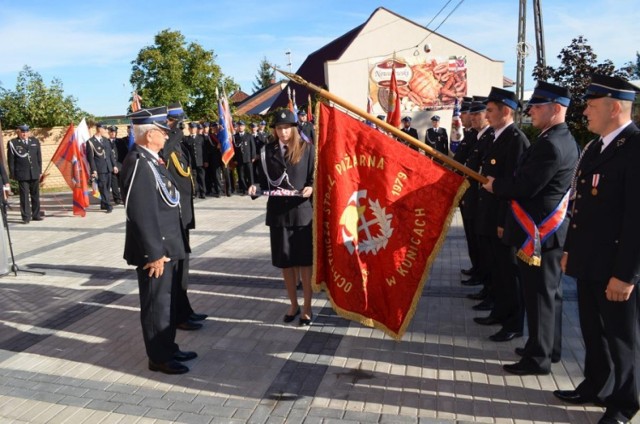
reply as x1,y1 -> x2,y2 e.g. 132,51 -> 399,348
0,0 -> 638,117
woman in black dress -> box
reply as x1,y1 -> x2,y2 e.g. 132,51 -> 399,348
248,109 -> 315,325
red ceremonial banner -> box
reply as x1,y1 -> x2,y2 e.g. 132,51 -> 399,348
313,103 -> 468,339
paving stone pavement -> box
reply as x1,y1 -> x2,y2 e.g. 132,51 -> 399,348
0,193 -> 635,424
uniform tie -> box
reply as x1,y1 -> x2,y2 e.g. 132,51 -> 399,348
593,137 -> 603,154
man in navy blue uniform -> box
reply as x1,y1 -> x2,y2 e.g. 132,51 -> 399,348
86,122 -> 116,212
483,81 -> 579,375
7,124 -> 42,223
425,115 -> 449,155
121,106 -> 195,374
473,87 -> 529,343
555,75 -> 640,424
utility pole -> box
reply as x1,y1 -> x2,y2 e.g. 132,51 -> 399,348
285,50 -> 292,73
515,0 -> 546,124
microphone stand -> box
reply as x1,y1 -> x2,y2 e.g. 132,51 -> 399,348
1,198 -> 45,276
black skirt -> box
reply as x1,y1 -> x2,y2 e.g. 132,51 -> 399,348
269,224 -> 313,268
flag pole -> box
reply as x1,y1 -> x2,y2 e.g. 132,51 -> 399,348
274,68 -> 488,184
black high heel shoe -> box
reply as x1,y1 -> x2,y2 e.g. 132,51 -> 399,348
299,314 -> 313,326
283,306 -> 300,323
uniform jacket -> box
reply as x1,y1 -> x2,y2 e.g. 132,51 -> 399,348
476,123 -> 529,236
426,127 -> 449,155
453,128 -> 478,165
7,137 -> 42,181
458,128 -> 493,215
234,132 -> 256,164
256,140 -> 315,227
108,138 -> 122,169
493,122 -> 579,250
255,131 -> 269,154
162,128 -> 195,230
115,137 -> 130,164
86,136 -> 115,174
565,122 -> 640,284
183,134 -> 205,167
122,144 -> 188,267
298,121 -> 315,143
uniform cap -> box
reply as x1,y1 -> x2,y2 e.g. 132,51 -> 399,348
167,102 -> 186,119
584,74 -> 639,101
431,115 -> 440,121
271,109 -> 296,127
128,106 -> 170,130
401,116 -> 412,122
17,124 -> 29,131
528,81 -> 571,107
485,87 -> 520,110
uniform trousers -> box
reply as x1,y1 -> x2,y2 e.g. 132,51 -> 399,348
488,239 -> 523,333
96,172 -> 112,210
111,172 -> 122,204
18,179 -> 40,221
236,162 -> 254,193
174,231 -> 195,324
576,278 -> 640,421
518,247 -> 563,370
136,261 -> 179,363
460,204 -> 480,276
194,166 -> 206,197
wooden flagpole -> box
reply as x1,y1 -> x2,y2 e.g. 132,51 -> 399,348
275,68 -> 488,184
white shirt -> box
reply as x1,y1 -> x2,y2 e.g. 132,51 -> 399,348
138,145 -> 160,161
601,120 -> 632,151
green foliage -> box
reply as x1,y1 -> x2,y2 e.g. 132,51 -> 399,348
532,36 -> 628,145
252,57 -> 275,93
621,52 -> 640,80
0,65 -> 91,129
130,29 -> 239,121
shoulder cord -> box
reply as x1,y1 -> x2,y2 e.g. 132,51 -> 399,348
147,161 -> 180,207
168,151 -> 195,191
8,140 -> 31,159
88,138 -> 106,157
260,148 -> 294,190
124,158 -> 141,221
569,138 -> 594,200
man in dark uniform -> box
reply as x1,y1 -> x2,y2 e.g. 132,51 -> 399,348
107,126 -> 123,205
473,87 -> 529,344
7,124 -> 42,223
298,110 -> 315,143
122,106 -> 196,375
233,120 -> 256,195
162,102 -> 206,331
457,99 -> 493,294
400,116 -> 421,153
426,115 -> 449,155
183,122 -> 206,199
483,81 -> 579,375
555,75 -> 640,424
86,122 -> 116,213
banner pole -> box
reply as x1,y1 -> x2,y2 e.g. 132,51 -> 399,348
274,68 -> 488,184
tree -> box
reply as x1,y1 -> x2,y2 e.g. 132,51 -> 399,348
621,52 -> 640,79
0,65 -> 89,129
130,29 -> 238,120
532,36 -> 627,144
252,57 -> 275,93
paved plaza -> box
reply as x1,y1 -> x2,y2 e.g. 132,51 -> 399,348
0,192 -> 631,424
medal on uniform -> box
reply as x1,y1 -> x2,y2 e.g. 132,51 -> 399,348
490,159 -> 496,165
591,174 -> 600,196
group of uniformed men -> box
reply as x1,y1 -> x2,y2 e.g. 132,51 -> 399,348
449,75 -> 640,424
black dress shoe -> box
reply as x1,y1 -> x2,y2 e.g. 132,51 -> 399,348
467,288 -> 488,300
299,314 -> 313,326
106,208 -> 113,213
148,359 -> 189,374
32,216 -> 44,221
177,320 -> 203,331
283,307 -> 300,323
515,347 -> 561,363
489,330 -> 522,342
190,312 -> 208,321
173,350 -> 198,362
474,316 -> 502,325
461,267 -> 476,276
553,389 -> 604,406
198,195 -> 206,199
472,299 -> 494,311
461,278 -> 482,286
503,360 -> 549,375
